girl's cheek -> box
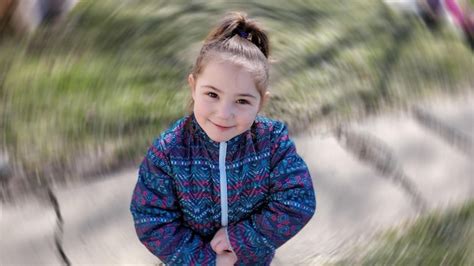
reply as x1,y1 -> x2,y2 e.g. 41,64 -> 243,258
242,105 -> 259,115
236,103 -> 255,111
240,109 -> 258,120
201,96 -> 215,103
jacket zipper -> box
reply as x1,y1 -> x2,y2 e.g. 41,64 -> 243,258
219,142 -> 228,227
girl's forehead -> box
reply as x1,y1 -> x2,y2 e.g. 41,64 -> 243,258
198,60 -> 259,96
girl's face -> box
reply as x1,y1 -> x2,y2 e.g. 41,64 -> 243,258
189,59 -> 267,142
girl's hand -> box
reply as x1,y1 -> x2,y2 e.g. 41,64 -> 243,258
211,227 -> 237,265
216,252 -> 237,266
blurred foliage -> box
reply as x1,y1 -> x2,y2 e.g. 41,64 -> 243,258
0,0 -> 473,187
333,199 -> 474,265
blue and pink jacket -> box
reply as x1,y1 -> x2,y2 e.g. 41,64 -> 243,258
130,114 -> 316,265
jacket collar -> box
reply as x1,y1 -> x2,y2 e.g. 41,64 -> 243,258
190,113 -> 246,152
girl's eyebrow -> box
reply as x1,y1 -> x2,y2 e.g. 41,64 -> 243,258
202,85 -> 257,99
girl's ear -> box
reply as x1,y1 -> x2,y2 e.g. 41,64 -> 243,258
188,74 -> 196,99
259,91 -> 271,112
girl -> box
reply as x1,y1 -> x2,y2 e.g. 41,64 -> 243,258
130,12 -> 316,265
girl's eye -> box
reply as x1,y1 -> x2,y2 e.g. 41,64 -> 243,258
206,92 -> 218,98
236,99 -> 250,105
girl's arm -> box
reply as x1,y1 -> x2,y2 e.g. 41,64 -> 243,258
130,140 -> 216,265
226,123 -> 316,264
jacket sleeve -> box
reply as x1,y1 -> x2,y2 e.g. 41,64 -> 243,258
226,123 -> 316,264
130,138 -> 216,265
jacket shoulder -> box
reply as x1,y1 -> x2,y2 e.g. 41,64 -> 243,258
148,116 -> 191,161
254,116 -> 288,138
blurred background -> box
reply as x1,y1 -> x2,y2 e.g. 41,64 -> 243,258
0,0 -> 473,265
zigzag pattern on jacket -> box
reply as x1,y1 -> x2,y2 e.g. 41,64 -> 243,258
130,114 -> 316,265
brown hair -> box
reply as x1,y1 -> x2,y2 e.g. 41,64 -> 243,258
191,12 -> 270,96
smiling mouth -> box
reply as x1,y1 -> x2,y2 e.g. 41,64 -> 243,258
211,121 -> 234,129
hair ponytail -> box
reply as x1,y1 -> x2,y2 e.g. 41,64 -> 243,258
204,12 -> 269,58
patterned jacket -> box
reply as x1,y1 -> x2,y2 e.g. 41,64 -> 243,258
130,114 -> 316,265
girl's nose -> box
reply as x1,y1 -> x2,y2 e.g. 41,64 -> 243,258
216,102 -> 234,119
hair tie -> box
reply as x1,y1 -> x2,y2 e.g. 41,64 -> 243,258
237,29 -> 251,40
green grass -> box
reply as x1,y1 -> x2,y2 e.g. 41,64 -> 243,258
332,200 -> 474,265
1,0 -> 473,189
264,1 -> 474,129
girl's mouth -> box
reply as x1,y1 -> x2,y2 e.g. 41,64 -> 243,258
211,121 -> 234,130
